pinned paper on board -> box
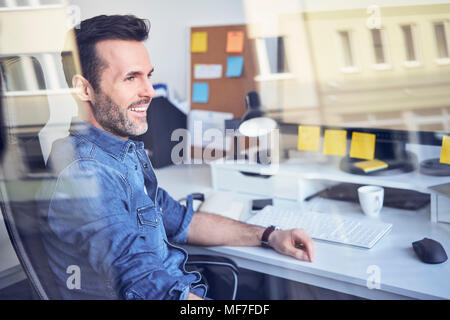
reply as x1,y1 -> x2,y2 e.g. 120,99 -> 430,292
191,32 -> 208,53
323,129 -> 347,156
226,31 -> 244,53
349,132 -> 376,160
297,126 -> 321,151
226,56 -> 244,78
440,136 -> 450,165
192,82 -> 209,103
194,64 -> 223,79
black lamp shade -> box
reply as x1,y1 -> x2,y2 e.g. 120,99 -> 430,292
245,91 -> 261,110
241,108 -> 265,122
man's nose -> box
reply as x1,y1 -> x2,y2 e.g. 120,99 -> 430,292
140,79 -> 156,99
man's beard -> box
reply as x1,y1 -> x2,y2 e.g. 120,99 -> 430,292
91,90 -> 149,138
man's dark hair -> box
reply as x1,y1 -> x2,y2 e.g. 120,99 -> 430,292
63,15 -> 150,91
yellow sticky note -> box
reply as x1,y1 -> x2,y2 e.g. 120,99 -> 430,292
440,136 -> 450,165
354,159 -> 388,173
191,32 -> 208,53
297,126 -> 321,151
349,132 -> 376,160
323,129 -> 347,156
226,31 -> 244,53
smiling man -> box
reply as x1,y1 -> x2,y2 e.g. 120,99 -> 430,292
81,40 -> 154,138
39,14 -> 314,300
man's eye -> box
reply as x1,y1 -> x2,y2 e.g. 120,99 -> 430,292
147,74 -> 152,79
125,76 -> 135,81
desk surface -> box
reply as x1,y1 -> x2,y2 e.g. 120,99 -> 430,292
155,164 -> 450,300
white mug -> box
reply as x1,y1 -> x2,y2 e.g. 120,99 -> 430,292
357,185 -> 384,217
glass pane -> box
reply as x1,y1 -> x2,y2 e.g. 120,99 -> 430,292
434,22 -> 449,58
371,29 -> 386,64
402,25 -> 417,61
338,31 -> 354,67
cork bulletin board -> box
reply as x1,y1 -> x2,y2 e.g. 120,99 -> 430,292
190,24 -> 258,118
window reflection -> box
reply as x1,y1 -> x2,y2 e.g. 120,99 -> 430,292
0,56 -> 46,91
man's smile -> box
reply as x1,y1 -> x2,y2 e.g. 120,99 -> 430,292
128,101 -> 150,117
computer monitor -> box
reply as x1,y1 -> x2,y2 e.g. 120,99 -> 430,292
244,0 -> 450,176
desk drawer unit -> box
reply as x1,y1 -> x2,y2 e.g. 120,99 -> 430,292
211,166 -> 299,200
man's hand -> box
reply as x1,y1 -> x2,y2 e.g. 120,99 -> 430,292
268,228 -> 315,262
187,292 -> 203,300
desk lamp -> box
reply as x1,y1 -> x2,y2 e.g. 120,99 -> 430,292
237,91 -> 278,165
238,91 -> 277,138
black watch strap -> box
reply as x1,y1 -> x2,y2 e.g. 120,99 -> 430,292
261,225 -> 278,248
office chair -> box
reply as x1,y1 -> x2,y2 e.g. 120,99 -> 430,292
0,172 -> 240,300
135,96 -> 187,169
0,195 -> 240,300
0,58 -> 239,300
0,56 -> 64,299
180,193 -> 240,300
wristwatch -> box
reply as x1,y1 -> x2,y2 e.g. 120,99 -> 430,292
261,225 -> 279,248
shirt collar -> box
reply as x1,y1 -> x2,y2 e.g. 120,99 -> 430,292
69,118 -> 145,162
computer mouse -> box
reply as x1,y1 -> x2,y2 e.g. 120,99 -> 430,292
412,238 -> 448,264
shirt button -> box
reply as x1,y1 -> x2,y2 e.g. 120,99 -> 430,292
144,163 -> 149,168
134,165 -> 138,170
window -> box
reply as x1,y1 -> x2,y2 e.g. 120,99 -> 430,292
337,30 -> 358,73
264,37 -> 288,74
0,56 -> 46,91
370,28 -> 390,68
400,24 -> 421,67
339,31 -> 354,67
371,29 -> 385,64
434,22 -> 450,62
255,36 -> 292,80
0,0 -> 62,8
401,25 -> 417,62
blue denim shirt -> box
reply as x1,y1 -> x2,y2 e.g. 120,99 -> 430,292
37,120 -> 206,299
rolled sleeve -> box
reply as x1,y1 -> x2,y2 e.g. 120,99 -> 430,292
157,188 -> 194,244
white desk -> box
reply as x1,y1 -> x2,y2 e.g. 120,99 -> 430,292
155,164 -> 450,300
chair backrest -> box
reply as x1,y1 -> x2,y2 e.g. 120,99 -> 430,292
0,55 -> 60,299
0,197 -> 61,299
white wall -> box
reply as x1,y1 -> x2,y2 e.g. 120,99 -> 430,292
69,0 -> 246,102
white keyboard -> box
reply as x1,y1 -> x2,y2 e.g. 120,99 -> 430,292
247,206 -> 393,249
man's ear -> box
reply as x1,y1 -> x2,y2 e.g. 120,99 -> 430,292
72,75 -> 94,102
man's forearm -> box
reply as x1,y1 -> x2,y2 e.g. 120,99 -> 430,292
187,211 -> 265,246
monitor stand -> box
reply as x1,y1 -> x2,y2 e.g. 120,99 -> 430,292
419,158 -> 450,176
339,141 -> 418,176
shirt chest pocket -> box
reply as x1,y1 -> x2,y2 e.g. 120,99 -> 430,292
137,205 -> 164,250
